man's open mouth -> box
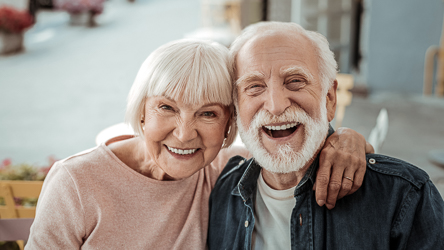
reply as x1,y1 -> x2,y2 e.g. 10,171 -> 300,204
262,122 -> 300,138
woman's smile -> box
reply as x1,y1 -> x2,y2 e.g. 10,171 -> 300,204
166,145 -> 199,155
165,145 -> 201,160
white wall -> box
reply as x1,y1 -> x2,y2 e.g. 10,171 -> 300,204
0,0 -> 29,11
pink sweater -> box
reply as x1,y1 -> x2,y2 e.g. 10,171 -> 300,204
26,137 -> 234,249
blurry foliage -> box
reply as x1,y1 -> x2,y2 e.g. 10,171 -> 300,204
0,157 -> 56,206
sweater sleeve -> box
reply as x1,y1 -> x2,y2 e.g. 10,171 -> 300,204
390,180 -> 444,249
26,161 -> 86,249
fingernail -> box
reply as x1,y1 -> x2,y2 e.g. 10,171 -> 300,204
326,204 -> 334,210
317,200 -> 325,206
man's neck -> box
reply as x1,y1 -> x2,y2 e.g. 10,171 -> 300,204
261,158 -> 315,190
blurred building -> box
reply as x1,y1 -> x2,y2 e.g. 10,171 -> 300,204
239,0 -> 444,95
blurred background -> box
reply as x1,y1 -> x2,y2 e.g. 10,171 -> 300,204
1,0 -> 444,196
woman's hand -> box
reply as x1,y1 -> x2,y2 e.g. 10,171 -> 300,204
314,127 -> 374,209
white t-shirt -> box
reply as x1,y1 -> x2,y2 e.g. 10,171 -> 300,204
253,171 -> 297,250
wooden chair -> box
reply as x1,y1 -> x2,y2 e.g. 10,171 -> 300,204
0,180 -> 43,250
335,73 -> 354,129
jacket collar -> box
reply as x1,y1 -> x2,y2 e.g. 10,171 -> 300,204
231,125 -> 335,200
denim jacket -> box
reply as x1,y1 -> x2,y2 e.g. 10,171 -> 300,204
208,142 -> 444,249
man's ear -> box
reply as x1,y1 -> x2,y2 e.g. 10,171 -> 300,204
326,79 -> 338,122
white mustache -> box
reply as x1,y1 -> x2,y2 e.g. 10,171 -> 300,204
249,106 -> 312,131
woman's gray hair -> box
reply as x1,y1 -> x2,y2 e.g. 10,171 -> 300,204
126,39 -> 237,148
229,21 -> 338,95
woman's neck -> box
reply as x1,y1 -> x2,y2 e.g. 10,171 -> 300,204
108,137 -> 174,181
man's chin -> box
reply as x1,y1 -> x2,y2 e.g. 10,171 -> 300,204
252,147 -> 308,174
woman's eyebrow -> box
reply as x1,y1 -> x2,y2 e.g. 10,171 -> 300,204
235,72 -> 265,86
280,66 -> 314,81
201,103 -> 225,109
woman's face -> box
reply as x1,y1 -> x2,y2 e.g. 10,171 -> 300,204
142,95 -> 231,180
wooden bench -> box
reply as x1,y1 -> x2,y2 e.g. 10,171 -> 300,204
0,180 -> 43,250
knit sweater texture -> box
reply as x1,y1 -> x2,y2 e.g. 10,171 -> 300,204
26,136 -> 231,249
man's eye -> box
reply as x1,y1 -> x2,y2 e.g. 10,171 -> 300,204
250,84 -> 261,88
286,79 -> 305,91
244,83 -> 266,96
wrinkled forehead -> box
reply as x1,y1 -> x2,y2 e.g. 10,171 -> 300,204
235,32 -> 318,82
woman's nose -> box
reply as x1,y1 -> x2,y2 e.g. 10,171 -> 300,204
173,116 -> 198,143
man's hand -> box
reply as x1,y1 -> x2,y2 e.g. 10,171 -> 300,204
313,127 -> 374,209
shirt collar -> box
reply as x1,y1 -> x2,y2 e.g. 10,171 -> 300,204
231,124 -> 335,200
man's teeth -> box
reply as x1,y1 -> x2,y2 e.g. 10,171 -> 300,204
264,122 -> 298,131
167,146 -> 197,155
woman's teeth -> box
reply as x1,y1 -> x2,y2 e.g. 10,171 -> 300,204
167,146 -> 197,155
264,122 -> 298,131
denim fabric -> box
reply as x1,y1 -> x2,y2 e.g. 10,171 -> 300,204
208,137 -> 444,249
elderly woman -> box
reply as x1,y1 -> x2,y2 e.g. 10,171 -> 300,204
27,39 -> 371,249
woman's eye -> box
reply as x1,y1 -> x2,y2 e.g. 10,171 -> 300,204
160,105 -> 174,111
202,111 -> 216,117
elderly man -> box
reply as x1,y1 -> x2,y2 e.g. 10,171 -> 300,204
208,22 -> 444,249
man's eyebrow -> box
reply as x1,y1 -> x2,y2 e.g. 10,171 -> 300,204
280,66 -> 314,82
235,72 -> 265,86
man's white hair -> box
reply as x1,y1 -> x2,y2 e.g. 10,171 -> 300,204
229,21 -> 338,95
126,39 -> 237,148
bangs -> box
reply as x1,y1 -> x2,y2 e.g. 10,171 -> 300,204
150,43 -> 232,106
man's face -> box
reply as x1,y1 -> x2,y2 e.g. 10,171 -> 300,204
235,31 -> 337,173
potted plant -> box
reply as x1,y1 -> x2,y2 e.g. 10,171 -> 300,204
54,0 -> 105,27
0,6 -> 34,55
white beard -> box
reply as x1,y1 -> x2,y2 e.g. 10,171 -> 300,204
237,101 -> 329,174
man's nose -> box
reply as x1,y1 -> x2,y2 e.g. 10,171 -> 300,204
173,115 -> 198,143
264,84 -> 291,116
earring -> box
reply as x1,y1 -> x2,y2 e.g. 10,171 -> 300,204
225,125 -> 231,138
141,115 -> 145,124
222,137 -> 227,148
